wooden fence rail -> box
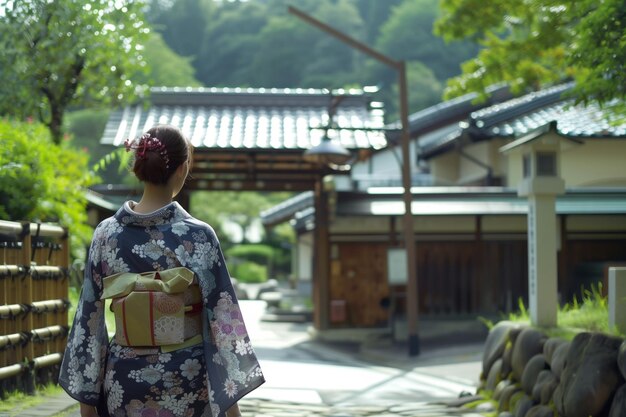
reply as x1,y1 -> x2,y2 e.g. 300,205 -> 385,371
0,219 -> 69,397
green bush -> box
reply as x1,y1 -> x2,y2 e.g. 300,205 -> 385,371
231,261 -> 267,283
225,244 -> 274,264
0,118 -> 97,260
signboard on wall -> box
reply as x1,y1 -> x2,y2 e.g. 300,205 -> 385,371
387,248 -> 408,285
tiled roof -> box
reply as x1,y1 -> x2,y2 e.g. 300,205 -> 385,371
386,84 -> 511,140
469,83 -> 575,129
101,87 -> 387,151
469,82 -> 626,138
420,83 -> 626,159
487,100 -> 626,138
260,191 -> 314,226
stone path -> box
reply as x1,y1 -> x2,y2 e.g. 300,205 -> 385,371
5,392 -> 486,417
238,398 -> 485,417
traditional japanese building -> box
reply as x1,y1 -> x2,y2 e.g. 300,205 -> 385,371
261,83 -> 626,330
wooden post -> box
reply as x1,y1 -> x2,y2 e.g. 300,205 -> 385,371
313,178 -> 330,330
287,6 -> 420,353
58,229 -> 69,356
20,224 -> 33,365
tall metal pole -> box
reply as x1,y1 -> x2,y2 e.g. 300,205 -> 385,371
398,63 -> 419,355
288,6 -> 420,355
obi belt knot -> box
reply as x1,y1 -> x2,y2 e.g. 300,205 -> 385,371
101,267 -> 202,351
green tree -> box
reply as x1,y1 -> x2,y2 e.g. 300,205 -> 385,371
196,1 -> 269,86
139,32 -> 202,87
355,0 -> 403,44
0,119 -> 97,260
248,16 -> 319,87
149,0 -> 214,58
0,0 -> 150,144
191,191 -> 293,244
64,31 -> 202,184
299,0 -> 367,88
393,62 -> 442,115
435,0 -> 626,107
376,0 -> 479,82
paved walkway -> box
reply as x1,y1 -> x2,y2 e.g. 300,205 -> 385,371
6,393 -> 485,417
5,300 -> 489,417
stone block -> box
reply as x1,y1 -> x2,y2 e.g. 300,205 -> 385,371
483,321 -> 522,376
521,354 -> 547,395
553,332 -> 624,417
512,328 -> 547,382
525,404 -> 555,417
486,359 -> 504,391
494,379 -> 513,401
514,394 -> 534,417
543,338 -> 568,366
532,370 -> 557,404
549,341 -> 570,380
499,385 -> 523,412
608,383 -> 626,417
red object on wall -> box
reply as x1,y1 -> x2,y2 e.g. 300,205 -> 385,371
330,299 -> 347,323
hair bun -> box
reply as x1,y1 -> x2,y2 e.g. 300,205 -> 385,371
128,125 -> 191,185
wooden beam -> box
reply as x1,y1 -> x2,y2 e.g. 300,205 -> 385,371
185,178 -> 315,192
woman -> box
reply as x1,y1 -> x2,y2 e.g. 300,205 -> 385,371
59,125 -> 264,417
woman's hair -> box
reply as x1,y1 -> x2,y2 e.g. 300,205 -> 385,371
127,124 -> 192,185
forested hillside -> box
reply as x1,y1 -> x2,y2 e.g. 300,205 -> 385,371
146,0 -> 479,119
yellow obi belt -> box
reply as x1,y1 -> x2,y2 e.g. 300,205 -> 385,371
101,267 -> 202,350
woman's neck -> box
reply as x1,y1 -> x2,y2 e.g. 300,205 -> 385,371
133,183 -> 174,214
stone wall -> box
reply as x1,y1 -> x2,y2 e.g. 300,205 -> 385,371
480,321 -> 626,417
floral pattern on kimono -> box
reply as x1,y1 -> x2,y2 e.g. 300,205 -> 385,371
59,202 -> 265,417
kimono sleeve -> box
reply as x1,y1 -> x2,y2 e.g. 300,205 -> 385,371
201,237 -> 265,417
58,225 -> 109,406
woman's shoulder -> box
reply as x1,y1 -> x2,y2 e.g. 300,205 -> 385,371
93,215 -> 124,237
174,216 -> 221,241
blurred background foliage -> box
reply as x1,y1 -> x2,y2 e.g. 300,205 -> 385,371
2,0 -> 622,276
0,119 -> 97,260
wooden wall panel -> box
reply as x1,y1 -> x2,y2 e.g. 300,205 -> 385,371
329,243 -> 389,327
326,234 -> 626,324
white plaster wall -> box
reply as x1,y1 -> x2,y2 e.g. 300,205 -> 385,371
331,216 -> 390,234
296,232 -> 314,281
482,215 -> 528,232
505,138 -> 626,188
458,142 -> 491,184
350,139 -> 420,186
430,152 -> 460,184
395,215 -> 476,233
566,215 -> 626,232
561,140 -> 626,187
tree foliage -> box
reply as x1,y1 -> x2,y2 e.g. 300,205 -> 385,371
435,0 -> 626,107
0,119 -> 97,260
138,32 -> 202,88
191,191 -> 294,245
0,0 -> 150,144
376,0 -> 479,81
64,30 -> 202,184
146,0 -> 477,116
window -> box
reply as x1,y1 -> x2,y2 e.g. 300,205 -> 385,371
536,152 -> 557,176
523,154 -> 531,178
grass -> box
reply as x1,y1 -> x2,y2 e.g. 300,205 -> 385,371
485,283 -> 621,340
0,384 -> 65,416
